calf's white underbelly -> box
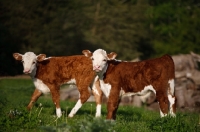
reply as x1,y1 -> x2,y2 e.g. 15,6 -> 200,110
34,78 -> 50,93
33,78 -> 77,94
99,80 -> 156,98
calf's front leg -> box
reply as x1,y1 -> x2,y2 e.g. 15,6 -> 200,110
92,79 -> 103,117
106,88 -> 120,120
27,88 -> 42,110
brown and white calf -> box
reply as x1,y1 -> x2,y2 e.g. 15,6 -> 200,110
13,52 -> 103,118
83,49 -> 176,120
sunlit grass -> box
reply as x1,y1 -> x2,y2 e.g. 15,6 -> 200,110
0,78 -> 199,131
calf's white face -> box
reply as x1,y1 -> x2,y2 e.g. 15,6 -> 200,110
82,49 -> 117,73
13,52 -> 46,74
92,49 -> 108,72
22,52 -> 37,74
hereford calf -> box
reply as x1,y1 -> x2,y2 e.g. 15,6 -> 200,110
83,49 -> 176,120
13,52 -> 103,118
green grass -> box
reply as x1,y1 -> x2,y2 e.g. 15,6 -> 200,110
0,78 -> 200,132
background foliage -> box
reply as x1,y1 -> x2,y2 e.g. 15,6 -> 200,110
1,0 -> 200,75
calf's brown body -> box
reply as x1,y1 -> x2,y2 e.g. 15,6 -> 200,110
13,53 -> 102,117
83,49 -> 176,120
104,55 -> 176,119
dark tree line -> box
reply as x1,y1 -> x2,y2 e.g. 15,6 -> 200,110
0,0 -> 200,76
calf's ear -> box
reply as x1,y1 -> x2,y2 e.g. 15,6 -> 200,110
37,54 -> 46,62
107,52 -> 117,60
13,53 -> 22,61
82,50 -> 92,57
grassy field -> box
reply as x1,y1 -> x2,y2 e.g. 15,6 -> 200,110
0,78 -> 200,132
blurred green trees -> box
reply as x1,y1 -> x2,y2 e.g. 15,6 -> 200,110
0,0 -> 200,75
147,0 -> 200,57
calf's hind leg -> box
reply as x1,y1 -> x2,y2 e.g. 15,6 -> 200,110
168,79 -> 176,117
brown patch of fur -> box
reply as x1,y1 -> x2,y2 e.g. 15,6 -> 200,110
35,55 -> 96,104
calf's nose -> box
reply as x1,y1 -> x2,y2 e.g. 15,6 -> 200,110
93,65 -> 100,70
23,68 -> 30,74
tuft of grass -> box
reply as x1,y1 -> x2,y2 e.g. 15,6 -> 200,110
147,113 -> 200,132
0,106 -> 41,131
40,115 -> 115,132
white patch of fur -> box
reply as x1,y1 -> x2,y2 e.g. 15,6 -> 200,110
119,85 -> 156,97
95,104 -> 101,117
142,85 -> 156,94
44,57 -> 51,60
160,109 -> 167,117
68,99 -> 82,117
33,78 -> 50,94
91,76 -> 100,96
56,108 -> 62,118
168,94 -> 176,117
168,79 -> 176,117
115,59 -> 122,62
66,79 -> 76,85
93,87 -> 100,96
99,80 -> 111,98
168,79 -> 175,95
158,102 -> 167,117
